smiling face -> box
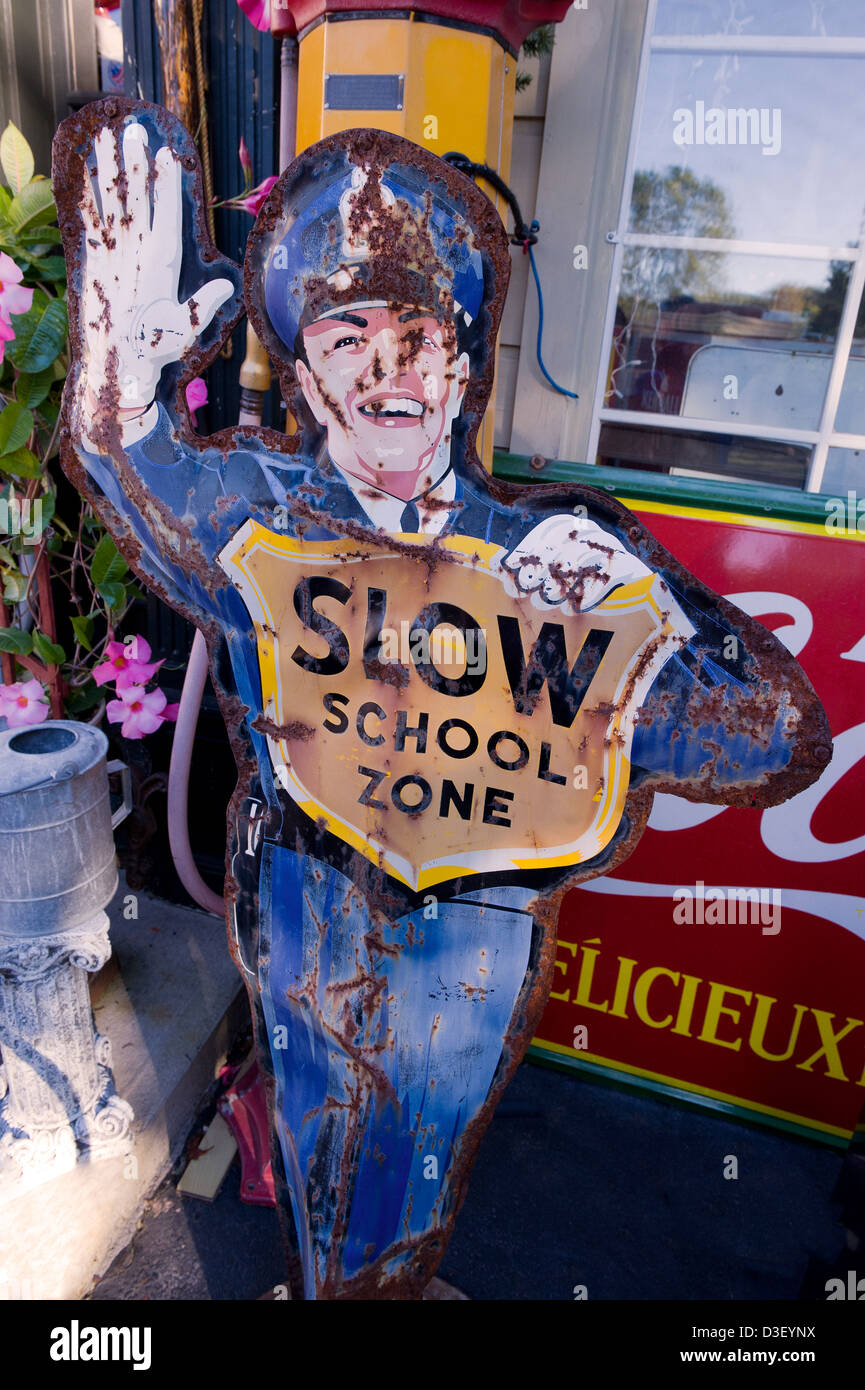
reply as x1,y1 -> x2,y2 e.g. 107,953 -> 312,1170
294,302 -> 470,503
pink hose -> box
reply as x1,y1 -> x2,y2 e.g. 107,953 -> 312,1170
167,56 -> 298,920
167,629 -> 225,917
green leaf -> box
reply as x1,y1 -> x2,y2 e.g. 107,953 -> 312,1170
14,367 -> 53,408
0,625 -> 32,654
0,124 -> 34,196
2,570 -> 27,602
28,255 -> 66,280
15,226 -> 62,246
24,284 -> 49,315
91,533 -> 128,587
7,178 -> 55,231
31,629 -> 65,665
0,446 -> 41,478
6,297 -> 67,372
0,541 -> 14,564
37,396 -> 60,431
97,580 -> 127,610
70,615 -> 93,652
65,680 -> 102,715
0,185 -> 12,221
7,490 -> 54,540
0,402 -> 33,454
33,489 -> 54,533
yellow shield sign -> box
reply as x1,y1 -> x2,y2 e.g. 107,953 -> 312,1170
219,522 -> 692,891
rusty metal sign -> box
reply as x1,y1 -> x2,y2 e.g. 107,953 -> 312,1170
54,98 -> 831,1300
219,525 -> 688,887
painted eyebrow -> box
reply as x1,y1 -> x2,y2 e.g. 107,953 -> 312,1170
323,312 -> 369,329
397,310 -> 434,323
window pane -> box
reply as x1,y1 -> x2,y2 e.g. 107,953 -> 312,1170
607,250 -> 840,427
655,1 -> 865,38
632,56 -> 865,247
597,423 -> 810,488
834,283 -> 865,434
819,446 -> 865,492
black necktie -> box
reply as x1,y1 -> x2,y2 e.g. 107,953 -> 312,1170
400,500 -> 420,532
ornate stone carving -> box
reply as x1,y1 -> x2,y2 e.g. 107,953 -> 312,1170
0,911 -> 134,1201
0,923 -> 111,982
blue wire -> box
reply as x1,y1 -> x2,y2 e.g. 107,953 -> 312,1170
527,238 -> 579,400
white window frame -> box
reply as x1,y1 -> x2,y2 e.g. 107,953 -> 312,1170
585,1 -> 865,491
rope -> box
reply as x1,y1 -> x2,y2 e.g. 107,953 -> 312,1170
191,0 -> 215,243
191,0 -> 232,359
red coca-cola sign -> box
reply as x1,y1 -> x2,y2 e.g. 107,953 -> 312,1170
536,500 -> 865,1144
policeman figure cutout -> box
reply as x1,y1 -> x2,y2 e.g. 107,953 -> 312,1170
54,103 -> 830,1299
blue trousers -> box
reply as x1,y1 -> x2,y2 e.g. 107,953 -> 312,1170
257,844 -> 536,1298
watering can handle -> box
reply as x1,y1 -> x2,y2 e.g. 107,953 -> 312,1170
107,759 -> 133,829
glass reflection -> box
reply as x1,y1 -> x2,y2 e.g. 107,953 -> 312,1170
607,249 -> 841,428
834,285 -> 865,434
632,56 -> 865,248
597,424 -> 810,489
655,1 -> 865,39
819,446 -> 865,492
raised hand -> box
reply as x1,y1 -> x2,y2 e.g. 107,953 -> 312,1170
73,119 -> 235,443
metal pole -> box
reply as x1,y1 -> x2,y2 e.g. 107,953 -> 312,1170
237,36 -> 299,426
279,36 -> 298,172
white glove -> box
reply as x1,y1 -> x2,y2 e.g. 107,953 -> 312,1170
497,513 -> 654,613
75,122 -> 235,444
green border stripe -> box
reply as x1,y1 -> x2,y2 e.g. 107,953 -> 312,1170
493,451 -> 837,528
526,1044 -> 851,1149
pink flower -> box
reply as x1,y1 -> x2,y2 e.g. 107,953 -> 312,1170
213,173 -> 277,218
93,635 -> 163,690
0,251 -> 34,365
240,175 -> 278,217
106,683 -> 178,739
0,252 -> 33,321
239,136 -> 253,178
185,376 -> 208,424
237,0 -> 270,32
0,678 -> 49,728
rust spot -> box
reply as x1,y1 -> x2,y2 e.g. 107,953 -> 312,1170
252,714 -> 315,742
